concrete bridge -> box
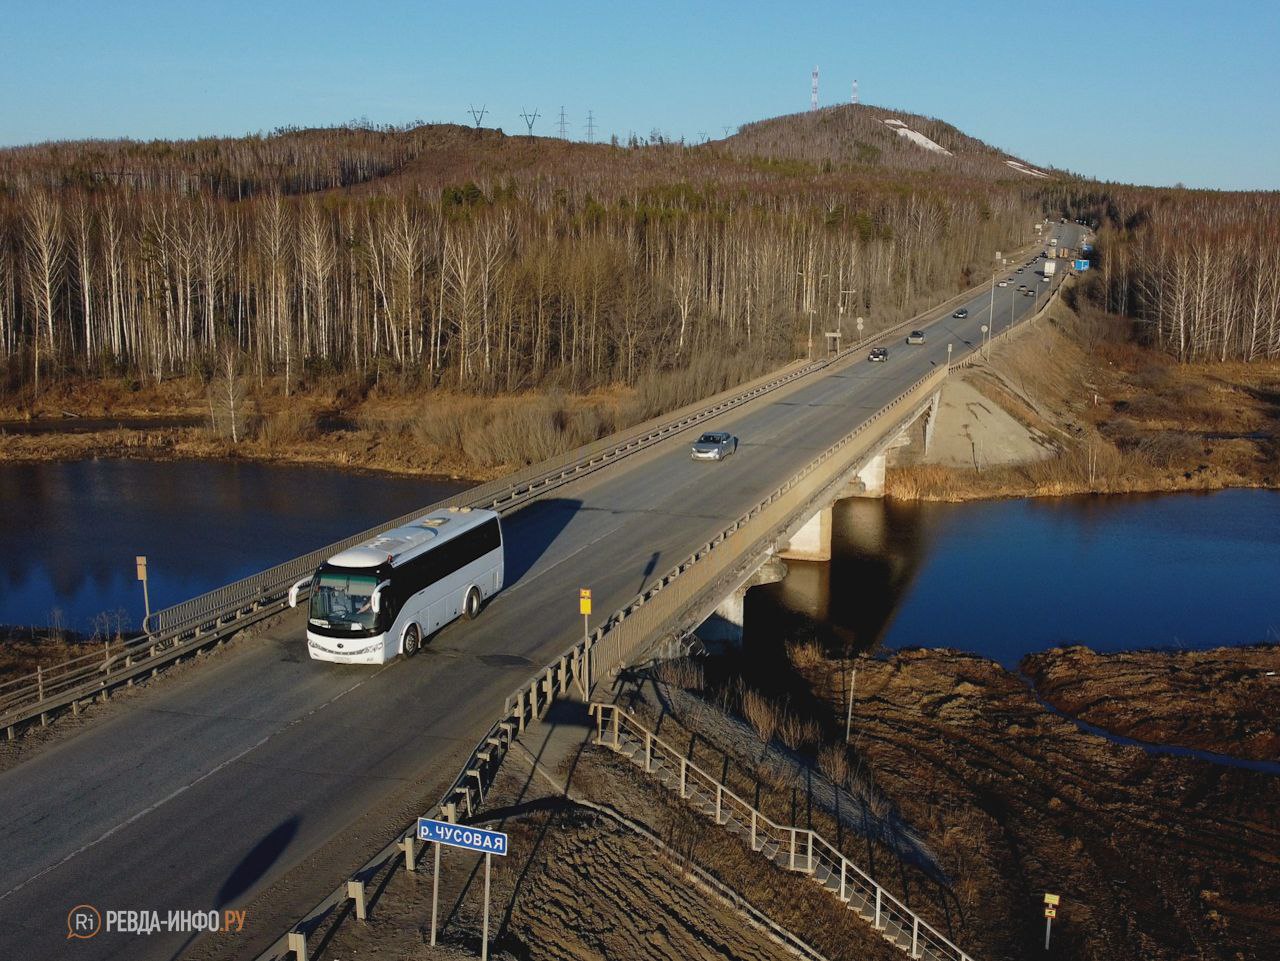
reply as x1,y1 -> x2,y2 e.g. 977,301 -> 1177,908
0,224 -> 1088,961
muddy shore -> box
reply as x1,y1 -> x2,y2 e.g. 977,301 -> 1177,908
777,644 -> 1280,960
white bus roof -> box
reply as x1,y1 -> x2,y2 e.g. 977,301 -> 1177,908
326,507 -> 499,569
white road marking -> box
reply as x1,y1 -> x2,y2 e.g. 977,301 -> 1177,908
0,664 -> 392,902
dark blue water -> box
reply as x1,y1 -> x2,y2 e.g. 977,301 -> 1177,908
751,489 -> 1280,664
0,461 -> 466,635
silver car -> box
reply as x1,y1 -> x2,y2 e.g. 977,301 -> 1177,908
691,431 -> 737,461
906,330 -> 926,345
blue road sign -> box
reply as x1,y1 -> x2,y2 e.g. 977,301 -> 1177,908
418,818 -> 509,855
1073,260 -> 1090,271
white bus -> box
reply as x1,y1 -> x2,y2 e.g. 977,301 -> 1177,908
289,507 -> 504,664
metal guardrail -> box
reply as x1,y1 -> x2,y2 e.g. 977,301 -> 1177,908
2,255 -> 1001,740
2,354 -> 845,738
257,364 -> 949,960
591,703 -> 977,961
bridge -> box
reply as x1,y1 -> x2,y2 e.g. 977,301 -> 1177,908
0,224 -> 1088,961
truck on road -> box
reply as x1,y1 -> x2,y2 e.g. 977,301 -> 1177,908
1043,260 -> 1056,280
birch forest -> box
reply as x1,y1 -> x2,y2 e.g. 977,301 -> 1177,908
1051,186 -> 1280,362
0,120 -> 1040,402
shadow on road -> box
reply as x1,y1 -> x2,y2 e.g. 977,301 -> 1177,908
501,498 -> 583,586
216,816 -> 300,909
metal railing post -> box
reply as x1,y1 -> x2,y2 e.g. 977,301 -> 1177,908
807,831 -> 813,872
644,732 -> 652,772
875,886 -> 883,928
789,829 -> 796,870
715,784 -> 723,823
612,706 -> 620,748
679,757 -> 687,798
750,809 -> 757,851
840,858 -> 846,901
912,916 -> 920,958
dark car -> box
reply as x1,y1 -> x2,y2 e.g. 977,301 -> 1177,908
690,431 -> 737,461
868,346 -> 888,362
952,308 -> 968,319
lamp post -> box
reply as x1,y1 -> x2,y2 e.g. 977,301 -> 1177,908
980,324 -> 989,360
947,342 -> 953,368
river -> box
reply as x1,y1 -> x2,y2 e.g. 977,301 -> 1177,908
0,460 -> 466,634
748,488 -> 1280,664
3,459 -> 1278,660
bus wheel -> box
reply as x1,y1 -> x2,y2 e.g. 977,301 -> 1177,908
464,587 -> 482,620
403,624 -> 421,657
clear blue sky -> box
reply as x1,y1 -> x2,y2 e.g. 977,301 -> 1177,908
2,0 -> 1277,190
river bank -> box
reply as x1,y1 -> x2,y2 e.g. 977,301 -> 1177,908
709,639 -> 1280,960
886,299 -> 1280,501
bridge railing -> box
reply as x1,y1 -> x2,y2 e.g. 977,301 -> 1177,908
2,354 -> 839,736
258,364 -> 950,961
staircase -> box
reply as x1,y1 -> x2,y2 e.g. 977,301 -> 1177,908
591,703 -> 976,961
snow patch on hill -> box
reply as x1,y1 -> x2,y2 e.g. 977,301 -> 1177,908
880,118 -> 952,156
1004,159 -> 1049,179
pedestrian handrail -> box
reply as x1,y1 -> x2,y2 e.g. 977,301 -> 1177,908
590,703 -> 978,961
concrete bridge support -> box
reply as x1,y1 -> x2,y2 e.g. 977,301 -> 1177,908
780,506 -> 833,562
696,557 -> 787,650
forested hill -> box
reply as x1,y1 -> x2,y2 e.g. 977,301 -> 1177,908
723,104 -> 1054,181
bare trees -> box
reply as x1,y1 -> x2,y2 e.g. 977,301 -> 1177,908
0,124 -> 1057,403
21,191 -> 64,397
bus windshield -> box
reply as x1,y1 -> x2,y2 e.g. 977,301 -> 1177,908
309,572 -> 380,631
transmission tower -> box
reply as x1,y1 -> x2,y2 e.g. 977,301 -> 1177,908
722,125 -> 733,137
585,110 -> 596,143
519,107 -> 540,136
810,66 -> 819,111
467,104 -> 488,130
557,106 -> 569,139
851,79 -> 859,105
697,130 -> 708,143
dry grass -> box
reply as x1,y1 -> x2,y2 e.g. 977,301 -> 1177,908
256,406 -> 317,446
785,639 -> 824,671
740,687 -> 779,745
656,657 -> 705,691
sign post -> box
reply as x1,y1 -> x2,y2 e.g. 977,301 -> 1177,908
1043,892 -> 1060,950
135,556 -> 150,631
418,818 -> 510,960
855,316 -> 864,346
579,589 -> 592,693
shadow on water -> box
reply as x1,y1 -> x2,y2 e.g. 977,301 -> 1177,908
500,498 -> 583,587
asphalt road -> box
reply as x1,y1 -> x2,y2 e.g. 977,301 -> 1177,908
0,223 -> 1087,960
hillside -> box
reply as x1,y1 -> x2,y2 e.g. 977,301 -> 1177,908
722,103 -> 1052,180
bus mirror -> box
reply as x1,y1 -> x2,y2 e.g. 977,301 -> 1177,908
370,580 -> 391,615
288,576 -> 312,608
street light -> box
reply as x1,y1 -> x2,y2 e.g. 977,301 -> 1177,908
947,342 -> 953,368
980,324 -> 989,360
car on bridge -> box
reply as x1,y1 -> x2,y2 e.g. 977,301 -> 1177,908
906,330 -> 926,344
952,308 -> 968,319
690,431 -> 738,461
997,280 -> 1009,287
868,346 -> 889,362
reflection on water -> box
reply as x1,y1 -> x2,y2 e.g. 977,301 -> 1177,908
747,490 -> 1280,665
0,461 -> 465,633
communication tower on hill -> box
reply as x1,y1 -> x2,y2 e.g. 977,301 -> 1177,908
811,66 -> 819,111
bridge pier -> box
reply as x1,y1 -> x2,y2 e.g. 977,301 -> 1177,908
696,557 -> 787,650
780,506 -> 833,561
